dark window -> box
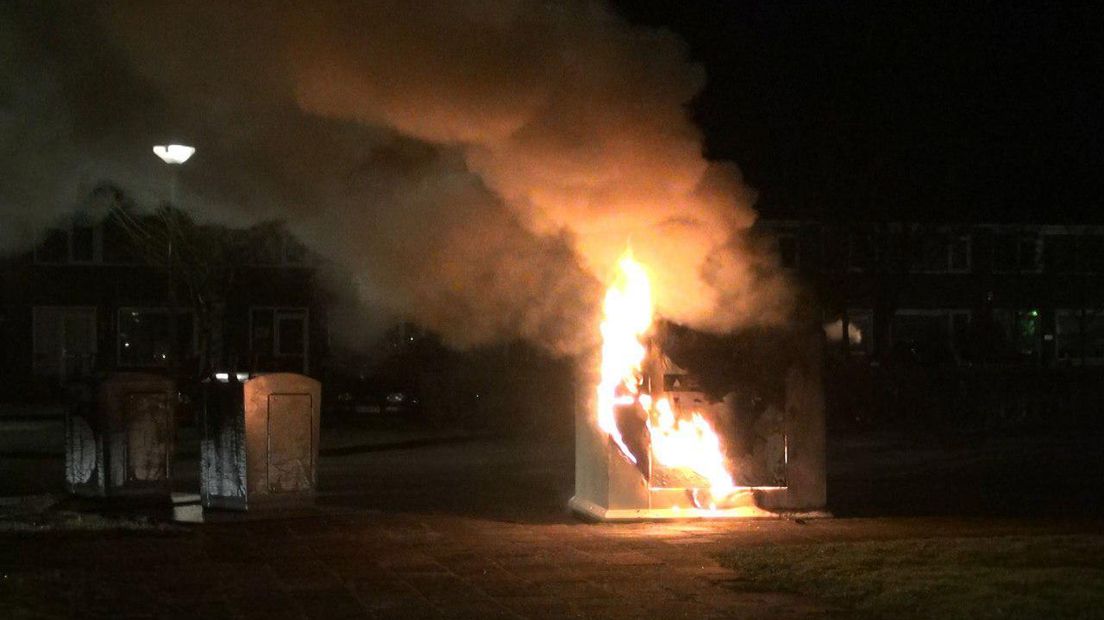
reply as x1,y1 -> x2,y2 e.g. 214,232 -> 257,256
277,314 -> 305,356
1045,235 -> 1077,273
892,311 -> 969,364
250,309 -> 275,355
71,225 -> 94,262
1082,236 -> 1104,274
250,308 -> 308,373
1086,312 -> 1104,359
950,236 -> 971,271
994,234 -> 1018,271
908,233 -> 969,272
993,309 -> 1041,360
917,235 -> 946,271
848,233 -> 875,271
778,235 -> 798,269
1019,236 -> 1040,271
993,233 -> 1040,272
102,215 -> 140,264
1056,311 -> 1080,361
284,238 -> 307,264
36,229 -> 69,263
821,228 -> 846,272
893,313 -> 953,364
117,309 -> 194,367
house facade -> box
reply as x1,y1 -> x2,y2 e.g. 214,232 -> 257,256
758,219 -> 1104,431
0,210 -> 327,401
760,220 -> 1104,365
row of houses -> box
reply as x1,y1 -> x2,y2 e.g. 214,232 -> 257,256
0,207 -> 328,400
4,208 -> 1104,404
760,221 -> 1104,367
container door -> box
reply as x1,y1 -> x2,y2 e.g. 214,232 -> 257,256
266,393 -> 313,493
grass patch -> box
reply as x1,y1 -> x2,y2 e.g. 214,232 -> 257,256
717,535 -> 1104,619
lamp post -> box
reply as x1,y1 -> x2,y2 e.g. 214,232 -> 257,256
152,144 -> 195,374
152,144 -> 195,206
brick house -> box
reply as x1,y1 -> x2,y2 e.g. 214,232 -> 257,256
0,207 -> 327,401
758,219 -> 1104,429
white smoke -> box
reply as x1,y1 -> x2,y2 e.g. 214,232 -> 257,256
1,1 -> 792,354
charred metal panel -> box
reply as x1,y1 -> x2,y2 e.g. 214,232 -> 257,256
125,393 -> 173,482
65,373 -> 176,498
200,379 -> 248,509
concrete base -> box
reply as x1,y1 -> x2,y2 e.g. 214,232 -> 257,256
202,491 -> 316,512
569,495 -> 775,521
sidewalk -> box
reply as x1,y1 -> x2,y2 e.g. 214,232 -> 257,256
2,420 -> 1101,618
3,507 -> 1099,619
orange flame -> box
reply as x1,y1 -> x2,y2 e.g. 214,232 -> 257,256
650,396 -> 735,498
596,250 -> 653,464
596,250 -> 735,499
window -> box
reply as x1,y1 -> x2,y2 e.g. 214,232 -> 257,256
117,308 -> 196,367
71,225 -> 94,262
33,306 -> 97,378
910,232 -> 971,273
1082,236 -> 1104,274
992,309 -> 1042,360
34,230 -> 70,264
824,309 -> 874,354
891,309 -> 970,364
284,237 -> 307,265
950,235 -> 971,271
777,235 -> 799,270
33,223 -> 100,264
848,232 -> 876,272
992,232 -> 1040,272
1056,310 -> 1080,361
821,227 -> 847,272
101,214 -> 141,264
1086,312 -> 1104,360
250,308 -> 309,373
245,228 -> 308,266
1045,235 -> 1077,273
1055,309 -> 1104,363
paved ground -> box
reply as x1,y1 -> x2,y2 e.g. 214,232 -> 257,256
1,414 -> 1102,618
5,506 -> 1100,619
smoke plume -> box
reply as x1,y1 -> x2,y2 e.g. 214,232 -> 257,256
1,1 -> 791,354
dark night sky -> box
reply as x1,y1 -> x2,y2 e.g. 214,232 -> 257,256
616,1 -> 1104,224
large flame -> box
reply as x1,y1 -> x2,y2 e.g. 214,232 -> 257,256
650,396 -> 735,498
596,250 -> 736,499
596,251 -> 653,464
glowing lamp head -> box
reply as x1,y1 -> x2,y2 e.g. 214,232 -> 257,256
152,144 -> 195,165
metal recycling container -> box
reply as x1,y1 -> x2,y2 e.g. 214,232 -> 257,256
65,372 -> 177,498
201,372 -> 321,510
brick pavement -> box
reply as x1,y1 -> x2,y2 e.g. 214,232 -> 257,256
4,509 -> 1095,619
0,512 -> 840,619
3,432 -> 1100,618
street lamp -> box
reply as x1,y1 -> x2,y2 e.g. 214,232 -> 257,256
151,143 -> 194,372
152,144 -> 195,165
152,144 -> 195,207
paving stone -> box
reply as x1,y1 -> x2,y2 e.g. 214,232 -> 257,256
0,508 -> 886,619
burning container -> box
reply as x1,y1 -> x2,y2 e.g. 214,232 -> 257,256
569,253 -> 826,521
65,372 -> 177,499
200,372 -> 321,510
570,328 -> 826,520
